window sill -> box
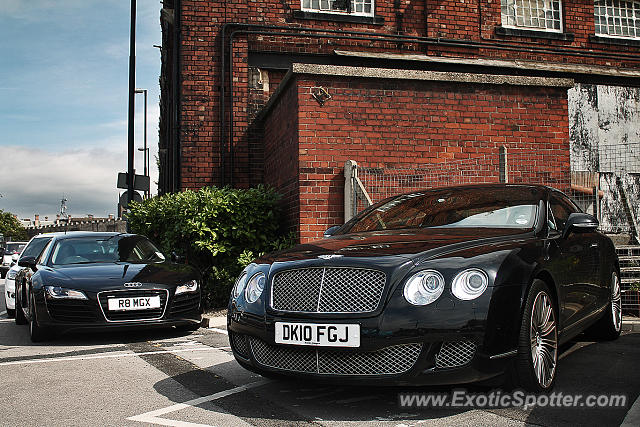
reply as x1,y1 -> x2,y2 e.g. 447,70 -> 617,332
589,34 -> 640,47
495,26 -> 574,42
292,10 -> 384,25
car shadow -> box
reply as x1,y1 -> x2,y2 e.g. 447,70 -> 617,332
150,333 -> 639,426
0,323 -> 198,348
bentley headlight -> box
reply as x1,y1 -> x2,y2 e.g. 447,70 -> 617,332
245,272 -> 266,303
6,269 -> 18,280
45,286 -> 88,300
232,271 -> 248,299
403,270 -> 445,306
452,269 -> 488,300
175,279 -> 199,295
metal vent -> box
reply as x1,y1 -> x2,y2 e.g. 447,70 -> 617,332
435,341 -> 477,369
271,267 -> 386,313
249,338 -> 422,376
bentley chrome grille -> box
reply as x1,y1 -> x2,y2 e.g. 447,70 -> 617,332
249,338 -> 422,375
435,341 -> 477,369
271,267 -> 386,313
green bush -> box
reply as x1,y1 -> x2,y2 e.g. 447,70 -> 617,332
127,186 -> 295,308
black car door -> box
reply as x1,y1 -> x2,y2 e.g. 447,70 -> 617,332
547,194 -> 600,330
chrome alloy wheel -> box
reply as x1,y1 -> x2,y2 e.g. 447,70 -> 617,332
530,291 -> 557,388
612,272 -> 622,332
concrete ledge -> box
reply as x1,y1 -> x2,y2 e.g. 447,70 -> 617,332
334,50 -> 640,79
291,63 -> 575,87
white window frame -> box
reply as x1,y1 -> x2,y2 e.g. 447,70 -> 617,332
594,0 -> 640,40
500,0 -> 564,33
301,0 -> 375,17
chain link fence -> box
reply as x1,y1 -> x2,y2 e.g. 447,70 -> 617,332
345,143 -> 640,314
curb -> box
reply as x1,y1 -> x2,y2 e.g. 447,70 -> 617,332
201,314 -> 227,329
623,316 -> 640,332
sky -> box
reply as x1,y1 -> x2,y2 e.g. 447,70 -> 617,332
0,0 -> 162,220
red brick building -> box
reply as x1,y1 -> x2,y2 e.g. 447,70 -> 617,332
158,0 -> 640,241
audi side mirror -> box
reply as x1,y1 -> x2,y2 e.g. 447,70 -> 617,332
562,213 -> 599,239
171,251 -> 185,264
324,225 -> 341,238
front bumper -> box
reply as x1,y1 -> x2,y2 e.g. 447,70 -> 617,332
227,287 -> 521,386
33,288 -> 202,334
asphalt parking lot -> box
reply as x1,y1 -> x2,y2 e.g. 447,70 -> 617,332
1,278 -> 639,427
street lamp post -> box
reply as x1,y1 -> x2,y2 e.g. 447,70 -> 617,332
126,0 -> 137,233
135,88 -> 149,198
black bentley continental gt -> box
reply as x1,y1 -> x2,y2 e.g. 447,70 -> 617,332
14,232 -> 202,342
228,184 -> 622,392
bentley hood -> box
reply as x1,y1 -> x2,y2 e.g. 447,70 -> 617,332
257,227 -> 532,265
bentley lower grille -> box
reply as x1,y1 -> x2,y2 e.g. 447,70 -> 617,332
249,338 -> 422,375
46,299 -> 99,323
271,267 -> 386,313
98,290 -> 168,322
435,341 -> 477,369
230,332 -> 250,359
169,292 -> 200,316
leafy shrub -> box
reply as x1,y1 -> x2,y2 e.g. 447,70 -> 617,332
0,210 -> 28,241
127,186 -> 295,308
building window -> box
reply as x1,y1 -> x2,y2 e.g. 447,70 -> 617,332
595,0 -> 640,39
301,0 -> 374,16
500,0 -> 563,32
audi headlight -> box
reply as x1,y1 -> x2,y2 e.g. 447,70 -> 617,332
45,286 -> 88,300
244,272 -> 265,303
452,269 -> 489,300
232,271 -> 248,299
403,270 -> 445,306
175,279 -> 199,295
6,270 -> 18,280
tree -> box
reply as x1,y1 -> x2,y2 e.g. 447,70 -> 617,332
0,210 -> 28,241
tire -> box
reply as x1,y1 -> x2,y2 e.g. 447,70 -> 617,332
509,279 -> 559,392
29,295 -> 48,343
14,290 -> 27,325
6,308 -> 15,318
587,271 -> 622,341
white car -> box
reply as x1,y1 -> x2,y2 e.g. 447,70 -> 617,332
3,235 -> 54,318
4,258 -> 20,317
1,241 -> 27,279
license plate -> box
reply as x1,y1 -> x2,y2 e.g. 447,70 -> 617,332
275,322 -> 360,347
107,296 -> 161,311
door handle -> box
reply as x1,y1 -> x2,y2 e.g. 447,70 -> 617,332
590,243 -> 599,248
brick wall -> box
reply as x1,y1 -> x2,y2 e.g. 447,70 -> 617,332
170,0 -> 640,193
263,72 -> 570,241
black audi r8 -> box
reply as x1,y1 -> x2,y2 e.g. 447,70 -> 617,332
228,184 -> 622,392
14,232 -> 202,342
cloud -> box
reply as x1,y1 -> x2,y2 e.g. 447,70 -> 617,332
0,146 -> 128,219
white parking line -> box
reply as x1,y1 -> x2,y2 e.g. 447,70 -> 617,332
0,347 -> 214,367
622,394 -> 640,427
127,380 -> 268,427
208,327 -> 228,335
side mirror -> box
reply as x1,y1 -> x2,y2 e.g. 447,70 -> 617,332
171,251 -> 185,264
18,256 -> 38,270
562,213 -> 599,239
10,254 -> 19,265
324,225 -> 341,238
